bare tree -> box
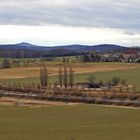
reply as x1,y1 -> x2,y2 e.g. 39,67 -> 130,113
63,64 -> 68,88
133,84 -> 136,93
40,66 -> 44,87
121,79 -> 127,86
54,81 -> 58,89
43,65 -> 48,87
69,66 -> 74,88
58,67 -> 63,87
40,65 -> 48,87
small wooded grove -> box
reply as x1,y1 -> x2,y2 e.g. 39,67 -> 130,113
40,64 -> 74,89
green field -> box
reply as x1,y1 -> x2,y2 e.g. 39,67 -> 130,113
0,104 -> 140,140
1,67 -> 140,92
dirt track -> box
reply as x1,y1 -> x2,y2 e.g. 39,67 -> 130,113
0,97 -> 77,107
0,97 -> 139,109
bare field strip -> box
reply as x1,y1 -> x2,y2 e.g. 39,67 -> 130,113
0,63 -> 139,79
0,97 -> 77,107
0,96 -> 139,109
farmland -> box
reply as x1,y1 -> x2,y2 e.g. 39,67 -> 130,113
0,59 -> 140,140
0,104 -> 140,140
0,62 -> 140,92
0,62 -> 139,79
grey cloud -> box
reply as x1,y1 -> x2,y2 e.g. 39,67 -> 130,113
124,31 -> 136,35
0,0 -> 140,29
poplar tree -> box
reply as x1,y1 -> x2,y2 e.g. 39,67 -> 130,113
69,66 -> 74,88
58,67 -> 63,87
40,66 -> 44,87
40,65 -> 48,87
63,65 -> 68,88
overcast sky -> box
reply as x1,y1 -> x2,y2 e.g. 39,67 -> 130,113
0,0 -> 140,46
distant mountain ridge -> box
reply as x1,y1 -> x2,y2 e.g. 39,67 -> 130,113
0,42 -> 127,52
0,42 -> 129,58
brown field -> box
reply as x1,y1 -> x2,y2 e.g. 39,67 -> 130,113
0,62 -> 139,79
0,96 -> 138,109
0,97 -> 77,107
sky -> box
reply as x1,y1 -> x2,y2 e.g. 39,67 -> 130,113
0,0 -> 140,46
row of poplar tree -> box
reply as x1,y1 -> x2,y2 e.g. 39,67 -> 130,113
40,64 -> 74,88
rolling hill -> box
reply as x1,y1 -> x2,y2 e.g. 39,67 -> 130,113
0,42 -> 126,51
0,42 -> 127,58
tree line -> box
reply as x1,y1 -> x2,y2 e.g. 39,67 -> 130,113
40,64 -> 74,89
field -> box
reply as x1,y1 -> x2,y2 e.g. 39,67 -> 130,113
0,62 -> 139,79
0,104 -> 140,140
0,62 -> 140,92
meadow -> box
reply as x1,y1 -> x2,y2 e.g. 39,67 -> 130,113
0,62 -> 138,79
0,63 -> 140,92
0,104 -> 140,140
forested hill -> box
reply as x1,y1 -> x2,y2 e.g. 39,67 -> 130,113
0,42 -> 129,58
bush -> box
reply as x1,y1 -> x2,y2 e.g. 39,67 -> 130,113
1,59 -> 11,69
112,77 -> 120,86
87,75 -> 96,84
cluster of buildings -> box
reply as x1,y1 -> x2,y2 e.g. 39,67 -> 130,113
99,49 -> 140,63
